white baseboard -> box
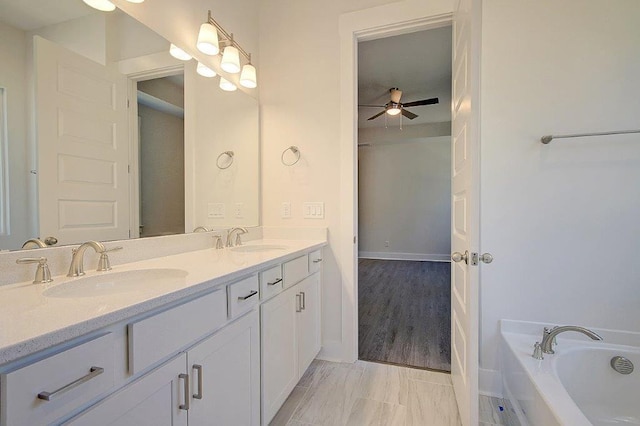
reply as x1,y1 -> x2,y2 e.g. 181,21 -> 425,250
479,368 -> 503,398
317,339 -> 344,362
358,251 -> 451,262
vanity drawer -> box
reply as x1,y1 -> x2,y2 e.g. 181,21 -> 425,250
128,289 -> 227,374
283,255 -> 308,288
1,333 -> 115,426
308,249 -> 323,274
227,275 -> 260,318
260,265 -> 283,300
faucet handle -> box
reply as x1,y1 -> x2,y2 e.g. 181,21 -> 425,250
16,257 -> 53,284
532,342 -> 544,360
213,235 -> 224,249
97,246 -> 123,271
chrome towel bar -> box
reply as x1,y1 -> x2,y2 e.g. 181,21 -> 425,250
541,129 -> 640,144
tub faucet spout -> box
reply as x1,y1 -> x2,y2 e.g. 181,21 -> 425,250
541,325 -> 603,354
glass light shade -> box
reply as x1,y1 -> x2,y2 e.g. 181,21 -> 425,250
220,46 -> 241,74
197,23 -> 219,55
196,62 -> 216,78
239,64 -> 257,89
219,77 -> 237,92
386,106 -> 401,116
169,44 -> 192,61
82,0 -> 116,11
126,0 -> 144,3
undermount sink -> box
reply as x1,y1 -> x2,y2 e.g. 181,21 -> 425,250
43,269 -> 188,298
231,244 -> 288,253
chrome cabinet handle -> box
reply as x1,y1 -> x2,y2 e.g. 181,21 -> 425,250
193,365 -> 203,400
37,366 -> 104,401
312,258 -> 323,263
179,373 -> 189,410
451,250 -> 469,264
238,290 -> 258,301
267,278 -> 283,286
296,294 -> 302,312
300,291 -> 306,310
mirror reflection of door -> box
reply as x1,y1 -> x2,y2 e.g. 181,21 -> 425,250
136,76 -> 185,238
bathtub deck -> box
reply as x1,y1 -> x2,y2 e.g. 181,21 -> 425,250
480,395 -> 521,426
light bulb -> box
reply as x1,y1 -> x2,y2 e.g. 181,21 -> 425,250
239,64 -> 257,89
82,0 -> 116,11
386,106 -> 401,116
197,62 -> 216,78
221,46 -> 241,74
126,0 -> 144,3
219,77 -> 237,92
197,23 -> 219,55
169,44 -> 192,61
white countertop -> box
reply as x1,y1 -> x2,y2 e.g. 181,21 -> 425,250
0,239 -> 326,365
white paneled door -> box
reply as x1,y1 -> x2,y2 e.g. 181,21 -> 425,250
35,36 -> 129,245
451,0 -> 481,424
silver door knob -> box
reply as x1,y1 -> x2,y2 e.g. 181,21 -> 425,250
480,253 -> 493,264
451,250 -> 468,264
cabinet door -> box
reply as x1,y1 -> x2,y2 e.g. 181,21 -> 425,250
188,311 -> 260,426
261,286 -> 299,425
297,273 -> 321,378
65,354 -> 187,426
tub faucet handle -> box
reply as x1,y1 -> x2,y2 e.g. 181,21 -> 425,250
532,341 -> 544,360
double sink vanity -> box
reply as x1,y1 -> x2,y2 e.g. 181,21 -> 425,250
0,237 -> 325,425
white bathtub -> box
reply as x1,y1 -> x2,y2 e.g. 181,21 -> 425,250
500,320 -> 640,426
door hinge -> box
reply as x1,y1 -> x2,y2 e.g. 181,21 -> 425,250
127,99 -> 130,108
128,164 -> 130,173
353,236 -> 357,244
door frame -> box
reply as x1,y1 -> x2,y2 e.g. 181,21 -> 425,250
338,0 -> 455,363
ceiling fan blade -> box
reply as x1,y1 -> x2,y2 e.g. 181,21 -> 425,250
358,104 -> 386,108
389,88 -> 402,103
401,109 -> 418,120
367,110 -> 387,121
402,97 -> 439,107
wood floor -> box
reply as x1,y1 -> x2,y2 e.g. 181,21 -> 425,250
358,259 -> 451,371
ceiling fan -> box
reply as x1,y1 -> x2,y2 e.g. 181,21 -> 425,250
359,88 -> 438,121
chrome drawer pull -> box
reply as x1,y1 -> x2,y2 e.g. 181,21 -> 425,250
179,373 -> 190,410
238,290 -> 258,301
312,258 -> 323,263
267,278 -> 283,286
193,364 -> 203,400
300,291 -> 306,310
296,294 -> 302,312
37,366 -> 104,401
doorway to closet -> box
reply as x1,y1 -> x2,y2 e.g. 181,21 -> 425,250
357,25 -> 453,372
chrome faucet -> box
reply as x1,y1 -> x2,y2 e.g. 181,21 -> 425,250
541,325 -> 603,354
67,241 -> 122,277
193,226 -> 210,232
226,227 -> 248,247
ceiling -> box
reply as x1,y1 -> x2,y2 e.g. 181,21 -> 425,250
0,0 -> 95,31
358,25 -> 452,129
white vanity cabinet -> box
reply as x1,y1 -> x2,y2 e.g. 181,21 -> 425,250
261,253 -> 322,425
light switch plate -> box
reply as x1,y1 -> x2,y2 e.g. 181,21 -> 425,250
208,203 -> 225,218
281,202 -> 291,218
303,202 -> 324,219
234,203 -> 244,218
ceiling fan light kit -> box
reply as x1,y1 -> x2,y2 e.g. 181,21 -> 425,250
360,87 -> 438,121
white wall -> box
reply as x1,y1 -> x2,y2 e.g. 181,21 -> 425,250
480,0 -> 640,379
0,21 -> 28,250
358,134 -> 451,260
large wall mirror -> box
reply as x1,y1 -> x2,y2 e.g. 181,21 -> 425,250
0,0 -> 259,251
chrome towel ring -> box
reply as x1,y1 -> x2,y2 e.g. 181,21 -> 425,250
281,146 -> 300,166
216,151 -> 234,169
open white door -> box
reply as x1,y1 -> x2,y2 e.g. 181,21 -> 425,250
450,0 -> 481,424
35,36 -> 129,245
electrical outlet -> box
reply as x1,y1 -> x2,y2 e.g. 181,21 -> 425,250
281,202 -> 291,218
384,241 -> 389,248
234,203 -> 244,218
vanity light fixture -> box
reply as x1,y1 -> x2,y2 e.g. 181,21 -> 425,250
82,0 -> 116,12
197,23 -> 220,55
221,46 -> 241,74
239,63 -> 257,89
219,77 -> 237,92
197,62 -> 217,78
169,44 -> 192,61
202,10 -> 257,88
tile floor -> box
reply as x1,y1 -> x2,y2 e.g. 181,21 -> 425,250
269,360 -> 521,426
